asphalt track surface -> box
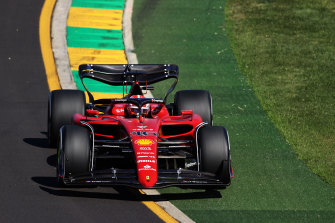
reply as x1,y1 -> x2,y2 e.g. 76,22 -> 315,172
0,1 -> 162,222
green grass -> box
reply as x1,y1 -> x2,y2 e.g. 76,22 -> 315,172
132,0 -> 335,222
225,0 -> 335,187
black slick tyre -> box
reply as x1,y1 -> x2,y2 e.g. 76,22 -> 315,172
198,126 -> 231,185
174,90 -> 212,125
48,90 -> 85,147
58,125 -> 91,184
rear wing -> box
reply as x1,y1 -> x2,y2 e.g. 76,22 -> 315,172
78,64 -> 179,102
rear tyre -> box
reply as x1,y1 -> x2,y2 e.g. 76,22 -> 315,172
58,125 -> 91,184
198,126 -> 231,185
48,90 -> 86,147
174,90 -> 212,125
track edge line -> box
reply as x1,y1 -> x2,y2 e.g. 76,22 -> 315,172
40,0 -> 61,91
51,0 -> 76,89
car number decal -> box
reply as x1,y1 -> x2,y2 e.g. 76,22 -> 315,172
130,131 -> 157,136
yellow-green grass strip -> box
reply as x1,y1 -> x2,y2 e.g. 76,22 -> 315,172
67,7 -> 125,98
68,47 -> 127,71
67,27 -> 124,50
71,0 -> 125,10
67,7 -> 123,30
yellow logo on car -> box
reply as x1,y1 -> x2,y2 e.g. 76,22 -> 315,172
135,139 -> 154,146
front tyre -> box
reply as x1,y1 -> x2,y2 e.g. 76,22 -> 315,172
48,90 -> 86,147
198,126 -> 231,185
57,125 -> 91,184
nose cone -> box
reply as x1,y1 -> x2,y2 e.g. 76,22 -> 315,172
138,169 -> 157,187
132,136 -> 158,188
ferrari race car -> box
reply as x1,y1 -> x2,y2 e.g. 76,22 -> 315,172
48,64 -> 233,189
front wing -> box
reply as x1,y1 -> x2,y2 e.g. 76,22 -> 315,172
62,169 -> 229,189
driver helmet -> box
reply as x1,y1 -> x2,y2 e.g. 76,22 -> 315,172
126,95 -> 150,117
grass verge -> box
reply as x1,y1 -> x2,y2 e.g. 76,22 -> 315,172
132,0 -> 335,222
225,0 -> 335,186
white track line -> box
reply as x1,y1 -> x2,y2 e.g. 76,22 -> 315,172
123,0 -> 138,64
52,0 -> 76,89
123,0 -> 154,98
142,189 -> 195,223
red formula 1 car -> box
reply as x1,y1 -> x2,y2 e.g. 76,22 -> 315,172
48,64 -> 232,189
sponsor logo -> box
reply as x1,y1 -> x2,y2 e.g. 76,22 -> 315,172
91,180 -> 110,183
138,168 -> 156,171
144,165 -> 151,169
138,126 -> 147,129
137,156 -> 156,159
135,139 -> 154,146
132,126 -> 153,131
137,156 -> 148,158
130,131 -> 156,136
137,160 -> 156,163
137,152 -> 155,155
138,147 -> 152,151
